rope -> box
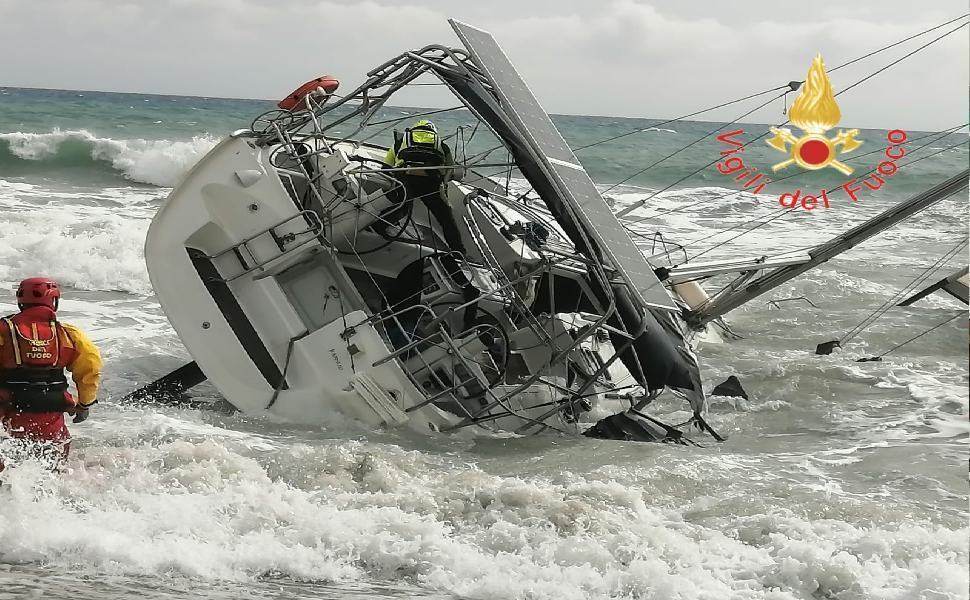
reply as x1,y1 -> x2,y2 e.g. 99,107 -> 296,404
875,313 -> 964,358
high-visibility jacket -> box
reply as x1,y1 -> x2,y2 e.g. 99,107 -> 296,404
0,305 -> 102,411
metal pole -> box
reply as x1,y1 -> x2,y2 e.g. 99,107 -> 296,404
689,169 -> 970,328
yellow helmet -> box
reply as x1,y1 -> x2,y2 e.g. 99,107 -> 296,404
411,119 -> 437,132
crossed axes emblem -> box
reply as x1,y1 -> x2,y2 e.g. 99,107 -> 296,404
766,127 -> 863,176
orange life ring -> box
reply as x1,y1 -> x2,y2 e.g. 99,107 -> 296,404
278,76 -> 340,111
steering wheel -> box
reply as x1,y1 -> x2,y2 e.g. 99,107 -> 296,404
418,302 -> 510,391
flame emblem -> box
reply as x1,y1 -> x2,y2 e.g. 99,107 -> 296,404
767,55 -> 862,175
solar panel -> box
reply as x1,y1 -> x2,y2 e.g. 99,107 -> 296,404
450,20 -> 676,311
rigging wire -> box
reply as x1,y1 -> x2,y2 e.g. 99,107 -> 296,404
622,123 -> 969,249
686,144 -> 969,262
826,13 -> 969,73
599,91 -> 789,196
575,14 -> 969,156
365,105 -> 467,127
839,237 -> 968,345
356,106 -> 467,146
632,125 -> 969,254
685,137 -> 969,259
667,123 -> 966,223
836,20 -> 969,98
870,312 -> 965,359
615,18 -> 968,220
571,85 -> 793,153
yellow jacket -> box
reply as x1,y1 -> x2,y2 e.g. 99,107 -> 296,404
60,323 -> 102,407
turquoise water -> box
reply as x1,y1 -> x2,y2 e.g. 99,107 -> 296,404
0,86 -> 967,600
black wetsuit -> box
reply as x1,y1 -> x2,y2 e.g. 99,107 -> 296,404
397,168 -> 466,256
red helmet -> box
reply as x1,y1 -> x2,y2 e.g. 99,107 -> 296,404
16,277 -> 61,310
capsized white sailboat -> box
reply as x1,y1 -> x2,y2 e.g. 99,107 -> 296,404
142,20 -> 714,442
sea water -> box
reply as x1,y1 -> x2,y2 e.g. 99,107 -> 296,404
0,87 -> 967,600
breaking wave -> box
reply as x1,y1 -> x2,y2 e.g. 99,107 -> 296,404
0,129 -> 218,187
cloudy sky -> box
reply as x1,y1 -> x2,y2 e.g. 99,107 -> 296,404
1,0 -> 967,130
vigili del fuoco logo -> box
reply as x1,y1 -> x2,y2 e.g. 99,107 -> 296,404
715,54 -> 908,211
766,54 -> 862,175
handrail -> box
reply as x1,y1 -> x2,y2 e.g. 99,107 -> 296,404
206,210 -> 323,282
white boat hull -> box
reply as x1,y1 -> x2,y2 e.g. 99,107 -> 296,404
146,134 -> 461,431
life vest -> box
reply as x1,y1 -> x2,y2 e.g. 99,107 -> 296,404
394,123 -> 446,169
0,308 -> 77,413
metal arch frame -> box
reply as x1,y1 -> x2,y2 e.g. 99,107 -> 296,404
249,44 -> 631,334
241,45 -> 663,432
254,44 -> 639,333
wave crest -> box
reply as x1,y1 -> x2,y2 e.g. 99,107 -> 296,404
0,129 -> 218,187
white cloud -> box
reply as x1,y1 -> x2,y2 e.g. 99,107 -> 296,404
0,0 -> 966,130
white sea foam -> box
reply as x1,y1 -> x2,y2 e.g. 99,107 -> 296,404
0,183 -> 154,294
0,215 -> 151,295
1,418 -> 967,600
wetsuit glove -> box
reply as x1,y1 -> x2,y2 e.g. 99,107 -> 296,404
72,406 -> 90,423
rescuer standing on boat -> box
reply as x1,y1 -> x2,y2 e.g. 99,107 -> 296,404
385,119 -> 468,256
0,278 -> 102,471
385,120 -> 480,326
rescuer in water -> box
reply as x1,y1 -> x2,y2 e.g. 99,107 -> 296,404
0,278 -> 102,472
